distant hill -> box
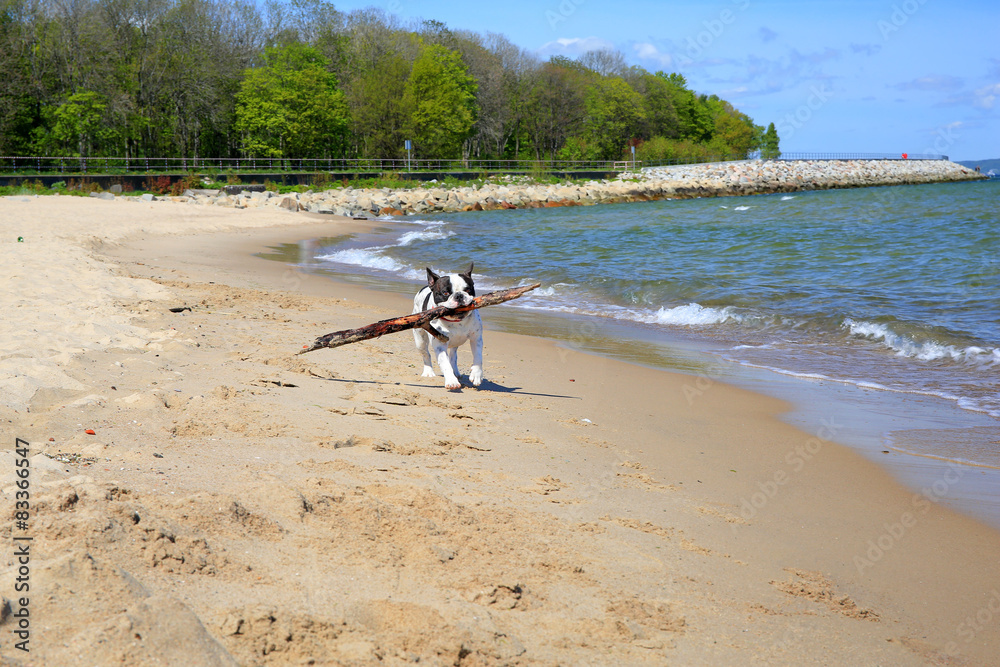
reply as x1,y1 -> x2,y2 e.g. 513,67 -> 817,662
957,158 -> 1000,173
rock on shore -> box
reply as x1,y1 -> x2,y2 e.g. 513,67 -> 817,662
122,159 -> 985,218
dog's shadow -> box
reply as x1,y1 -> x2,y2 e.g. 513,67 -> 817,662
311,375 -> 579,400
469,377 -> 578,399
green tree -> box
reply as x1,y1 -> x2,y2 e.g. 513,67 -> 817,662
583,77 -> 646,160
0,0 -> 34,155
523,58 -> 591,160
33,90 -> 108,156
403,42 -> 478,158
655,72 -> 714,143
234,43 -> 349,158
761,122 -> 780,159
632,72 -> 680,140
348,52 -> 411,158
0,3 -> 769,165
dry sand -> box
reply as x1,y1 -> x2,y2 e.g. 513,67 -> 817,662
2,195 -> 999,666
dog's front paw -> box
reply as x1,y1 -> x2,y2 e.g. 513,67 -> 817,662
469,366 -> 483,387
420,366 -> 436,378
444,378 -> 462,391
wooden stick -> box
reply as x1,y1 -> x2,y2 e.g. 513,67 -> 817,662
298,283 -> 541,355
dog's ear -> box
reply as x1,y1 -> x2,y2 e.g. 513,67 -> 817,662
426,267 -> 440,287
461,262 -> 474,278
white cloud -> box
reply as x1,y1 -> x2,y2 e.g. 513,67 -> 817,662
974,82 -> 1000,109
719,85 -> 750,97
536,36 -> 615,58
893,75 -> 965,92
850,42 -> 881,57
633,42 -> 673,68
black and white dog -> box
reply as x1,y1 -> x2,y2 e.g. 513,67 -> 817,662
412,263 -> 483,391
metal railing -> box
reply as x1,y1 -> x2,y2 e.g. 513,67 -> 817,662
0,152 -> 950,175
775,152 -> 947,161
0,155 -> 752,175
0,155 -> 631,175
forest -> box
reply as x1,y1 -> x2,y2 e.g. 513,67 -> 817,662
0,0 -> 780,166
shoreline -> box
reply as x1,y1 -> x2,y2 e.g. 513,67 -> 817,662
260,228 -> 1000,529
254,198 -> 1000,532
81,157 -> 985,218
3,197 -> 1000,664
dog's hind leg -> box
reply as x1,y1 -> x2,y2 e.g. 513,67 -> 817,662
438,345 -> 462,390
413,328 -> 436,377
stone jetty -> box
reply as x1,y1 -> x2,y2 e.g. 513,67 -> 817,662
116,159 -> 985,218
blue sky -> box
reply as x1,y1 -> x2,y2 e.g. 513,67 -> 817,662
333,0 -> 999,161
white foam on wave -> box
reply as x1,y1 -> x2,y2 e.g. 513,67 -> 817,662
843,319 -> 999,365
726,357 -> 999,417
883,444 -> 1000,470
392,217 -> 446,226
316,248 -> 407,273
732,343 -> 775,350
397,228 -> 455,246
529,283 -> 572,297
781,195 -> 795,200
313,219 -> 457,281
733,205 -> 751,211
644,303 -> 743,326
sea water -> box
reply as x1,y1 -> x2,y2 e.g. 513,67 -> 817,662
273,179 -> 1000,521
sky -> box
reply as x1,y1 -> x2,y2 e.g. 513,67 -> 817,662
331,0 -> 999,161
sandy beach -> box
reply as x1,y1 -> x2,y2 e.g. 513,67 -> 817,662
2,195 -> 1000,666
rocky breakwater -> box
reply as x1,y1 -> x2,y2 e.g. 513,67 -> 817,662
125,179 -> 666,218
643,158 -> 984,197
115,159 -> 984,218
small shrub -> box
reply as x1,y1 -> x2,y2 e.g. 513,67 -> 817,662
169,173 -> 199,196
142,175 -> 172,195
311,172 -> 331,189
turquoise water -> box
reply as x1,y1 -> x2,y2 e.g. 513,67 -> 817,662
308,179 -> 1000,468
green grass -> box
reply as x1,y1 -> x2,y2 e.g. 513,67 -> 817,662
1,170 -> 604,199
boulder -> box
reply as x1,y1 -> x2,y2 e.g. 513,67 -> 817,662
223,184 -> 266,195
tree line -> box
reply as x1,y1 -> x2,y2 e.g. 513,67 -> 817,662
0,0 -> 780,165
